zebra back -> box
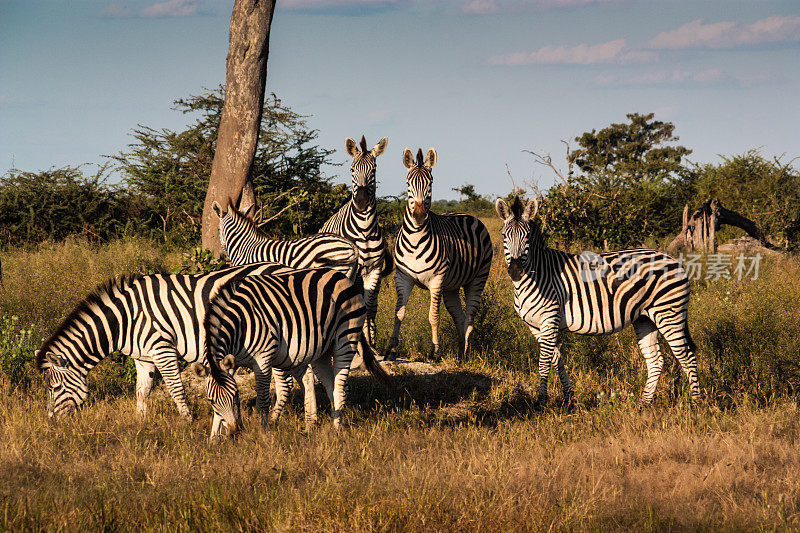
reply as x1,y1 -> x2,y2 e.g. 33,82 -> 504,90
213,201 -> 359,280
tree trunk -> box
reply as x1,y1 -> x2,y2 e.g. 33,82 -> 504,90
668,197 -> 770,253
201,0 -> 276,254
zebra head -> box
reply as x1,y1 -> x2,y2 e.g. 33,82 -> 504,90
192,355 -> 243,437
212,200 -> 256,260
36,350 -> 88,419
346,135 -> 388,212
403,147 -> 437,224
495,195 -> 538,282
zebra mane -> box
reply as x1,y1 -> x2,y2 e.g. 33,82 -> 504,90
203,278 -> 243,382
510,196 -> 525,220
415,148 -> 424,167
359,135 -> 368,153
36,274 -> 141,370
226,205 -> 266,240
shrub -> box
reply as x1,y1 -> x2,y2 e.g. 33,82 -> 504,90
0,315 -> 40,389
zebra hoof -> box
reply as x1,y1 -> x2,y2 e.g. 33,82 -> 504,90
534,394 -> 548,409
383,345 -> 398,361
429,344 -> 441,361
561,392 -> 575,412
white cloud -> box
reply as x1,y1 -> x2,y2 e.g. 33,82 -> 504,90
649,15 -> 800,49
461,0 -> 627,14
282,0 -> 402,9
461,0 -> 499,14
594,68 -> 726,86
101,3 -> 133,18
489,39 -> 656,66
141,0 -> 202,18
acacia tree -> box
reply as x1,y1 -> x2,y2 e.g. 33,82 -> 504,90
202,0 -> 276,254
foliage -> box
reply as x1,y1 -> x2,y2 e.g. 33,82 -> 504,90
172,247 -> 229,275
536,113 -> 695,249
110,87 -> 344,244
0,315 -> 40,388
692,150 -> 800,249
0,165 -> 141,246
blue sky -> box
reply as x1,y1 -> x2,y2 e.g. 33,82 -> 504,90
1,0 -> 798,199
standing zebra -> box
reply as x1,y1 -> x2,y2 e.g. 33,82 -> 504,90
35,263 -> 291,420
384,148 -> 493,359
213,199 -> 359,425
213,200 -> 359,281
193,268 -> 393,438
495,196 -> 701,405
320,135 -> 393,346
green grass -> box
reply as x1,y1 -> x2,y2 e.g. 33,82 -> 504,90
1,227 -> 799,530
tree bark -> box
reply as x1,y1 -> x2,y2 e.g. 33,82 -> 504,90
201,0 -> 276,254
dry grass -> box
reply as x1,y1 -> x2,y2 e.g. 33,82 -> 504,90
1,226 -> 799,530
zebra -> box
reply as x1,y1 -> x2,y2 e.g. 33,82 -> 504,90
320,135 -> 393,346
495,195 -> 701,406
384,148 -> 493,359
213,199 -> 360,425
35,263 -> 292,420
213,200 -> 359,281
191,268 -> 393,438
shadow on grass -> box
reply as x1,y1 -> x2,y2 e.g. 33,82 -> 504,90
252,364 -> 562,428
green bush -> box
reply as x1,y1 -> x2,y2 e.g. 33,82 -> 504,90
0,315 -> 41,389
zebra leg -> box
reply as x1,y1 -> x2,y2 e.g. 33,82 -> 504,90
533,322 -> 559,406
462,274 -> 489,357
427,283 -> 444,359
134,359 -> 156,417
362,267 -> 383,347
443,290 -> 467,356
633,316 -> 663,404
654,317 -> 702,404
269,368 -> 294,425
552,345 -> 575,408
385,269 -> 415,360
296,366 -> 318,431
252,357 -> 273,427
151,347 -> 192,421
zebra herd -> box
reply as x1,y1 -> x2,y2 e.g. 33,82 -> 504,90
36,135 -> 701,438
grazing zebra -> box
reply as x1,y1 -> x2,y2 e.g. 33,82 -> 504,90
35,263 -> 291,420
495,196 -> 701,405
384,148 -> 493,359
213,200 -> 359,281
320,135 -> 393,346
192,268 -> 393,438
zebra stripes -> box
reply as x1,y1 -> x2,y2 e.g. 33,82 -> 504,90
195,268 -> 393,438
35,263 -> 289,420
213,201 -> 359,281
495,196 -> 701,405
320,135 -> 393,346
385,148 -> 493,359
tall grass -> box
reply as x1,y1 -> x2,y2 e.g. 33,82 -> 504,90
1,226 -> 799,529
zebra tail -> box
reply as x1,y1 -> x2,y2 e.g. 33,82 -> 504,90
379,248 -> 395,278
359,335 -> 395,391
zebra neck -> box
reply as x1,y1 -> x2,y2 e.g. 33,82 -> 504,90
350,199 -> 378,232
401,206 -> 430,243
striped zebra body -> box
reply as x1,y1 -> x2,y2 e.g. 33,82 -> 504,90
35,263 -> 290,420
496,196 -> 700,405
195,268 -> 392,438
214,201 -> 359,281
320,135 -> 392,346
385,148 -> 493,359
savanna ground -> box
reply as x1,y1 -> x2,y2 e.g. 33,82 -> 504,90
1,218 -> 799,531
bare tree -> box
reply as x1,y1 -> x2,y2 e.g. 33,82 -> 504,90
201,0 -> 276,254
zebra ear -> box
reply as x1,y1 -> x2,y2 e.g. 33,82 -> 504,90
212,201 -> 225,219
220,355 -> 236,372
241,203 -> 256,221
371,137 -> 388,158
523,197 -> 539,221
403,148 -> 414,170
345,137 -> 359,158
192,362 -> 209,378
424,148 -> 437,170
495,198 -> 511,221
42,351 -> 66,368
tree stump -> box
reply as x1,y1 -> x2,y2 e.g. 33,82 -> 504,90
669,198 -> 768,253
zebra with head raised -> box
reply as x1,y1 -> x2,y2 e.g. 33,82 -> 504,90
192,267 -> 393,439
320,135 -> 392,346
213,200 -> 359,281
495,195 -> 701,406
35,263 -> 291,420
384,148 -> 494,360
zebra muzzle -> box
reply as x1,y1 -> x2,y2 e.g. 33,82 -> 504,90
508,259 -> 524,282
